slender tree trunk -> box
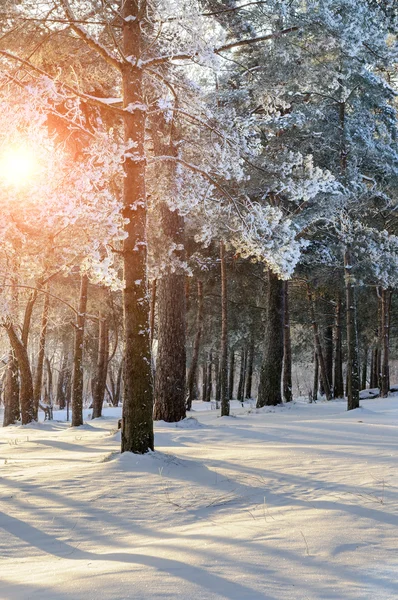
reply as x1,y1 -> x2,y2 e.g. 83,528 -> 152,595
115,360 -> 123,406
381,289 -> 391,397
361,347 -> 368,391
3,351 -> 19,426
370,348 -> 375,389
257,271 -> 284,407
228,350 -> 235,400
202,358 -> 208,402
205,351 -> 213,402
245,333 -> 255,400
237,348 -> 247,403
149,279 -> 156,349
324,325 -> 333,398
187,281 -> 203,410
214,354 -> 221,405
333,291 -> 344,398
4,324 -> 34,425
344,248 -> 360,410
121,2 -> 153,452
92,315 -> 109,418
307,286 -> 331,401
220,241 -> 229,416
313,350 -> 319,401
57,351 -> 68,409
283,280 -> 293,402
33,289 -> 50,419
71,274 -> 88,427
46,357 -> 53,406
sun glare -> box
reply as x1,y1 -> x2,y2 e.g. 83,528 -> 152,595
0,147 -> 37,187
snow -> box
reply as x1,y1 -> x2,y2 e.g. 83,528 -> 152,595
0,397 -> 398,599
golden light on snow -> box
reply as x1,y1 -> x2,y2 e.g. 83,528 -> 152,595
0,147 -> 37,186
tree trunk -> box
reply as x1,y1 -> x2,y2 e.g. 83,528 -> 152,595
333,291 -> 344,398
324,325 -> 333,398
149,279 -> 157,349
220,241 -> 229,416
380,289 -> 391,397
214,354 -> 221,406
202,359 -> 208,402
245,333 -> 255,400
313,350 -> 319,401
257,271 -> 284,407
344,248 -> 360,410
57,351 -> 68,409
187,281 -> 203,410
228,350 -> 235,400
71,274 -> 88,427
361,347 -> 368,391
307,286 -> 331,401
237,348 -> 247,403
33,289 -> 50,419
3,351 -> 19,426
121,2 -> 154,452
205,351 -> 213,402
283,280 -> 293,402
370,348 -> 375,389
115,360 -> 123,406
153,270 -> 186,421
92,315 -> 109,419
4,324 -> 34,425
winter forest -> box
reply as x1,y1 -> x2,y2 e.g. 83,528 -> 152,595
0,1 -> 397,599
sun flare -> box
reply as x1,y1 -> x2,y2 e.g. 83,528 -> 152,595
0,147 -> 37,187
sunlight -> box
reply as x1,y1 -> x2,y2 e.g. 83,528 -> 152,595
0,146 -> 37,187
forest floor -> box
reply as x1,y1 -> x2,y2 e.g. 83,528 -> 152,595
0,397 -> 397,599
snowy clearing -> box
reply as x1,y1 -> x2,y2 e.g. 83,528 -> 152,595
0,398 -> 397,599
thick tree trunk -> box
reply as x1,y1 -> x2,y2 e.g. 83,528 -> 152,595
92,315 -> 109,419
257,271 -> 284,407
153,270 -> 186,421
71,274 -> 88,427
228,350 -> 235,400
187,281 -> 203,411
344,248 -> 360,410
307,286 -> 331,401
121,2 -> 154,452
33,289 -> 50,419
333,291 -> 344,398
4,324 -> 34,425
220,241 -> 229,416
283,280 -> 293,402
380,289 -> 391,397
3,351 -> 19,426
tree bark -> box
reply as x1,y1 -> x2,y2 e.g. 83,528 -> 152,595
324,325 -> 333,398
333,291 -> 344,398
228,350 -> 235,400
380,288 -> 391,397
202,358 -> 208,402
220,241 -> 229,416
245,333 -> 255,400
4,323 -> 34,425
149,279 -> 156,349
257,271 -> 284,407
307,286 -> 331,401
121,1 -> 154,452
187,281 -> 203,410
3,351 -> 19,426
283,280 -> 293,402
92,315 -> 109,418
344,248 -> 360,410
237,347 -> 247,403
33,289 -> 50,419
71,274 -> 88,427
361,347 -> 368,391
205,351 -> 213,402
313,350 -> 319,402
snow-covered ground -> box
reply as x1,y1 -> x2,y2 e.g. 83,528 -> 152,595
0,398 -> 397,599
